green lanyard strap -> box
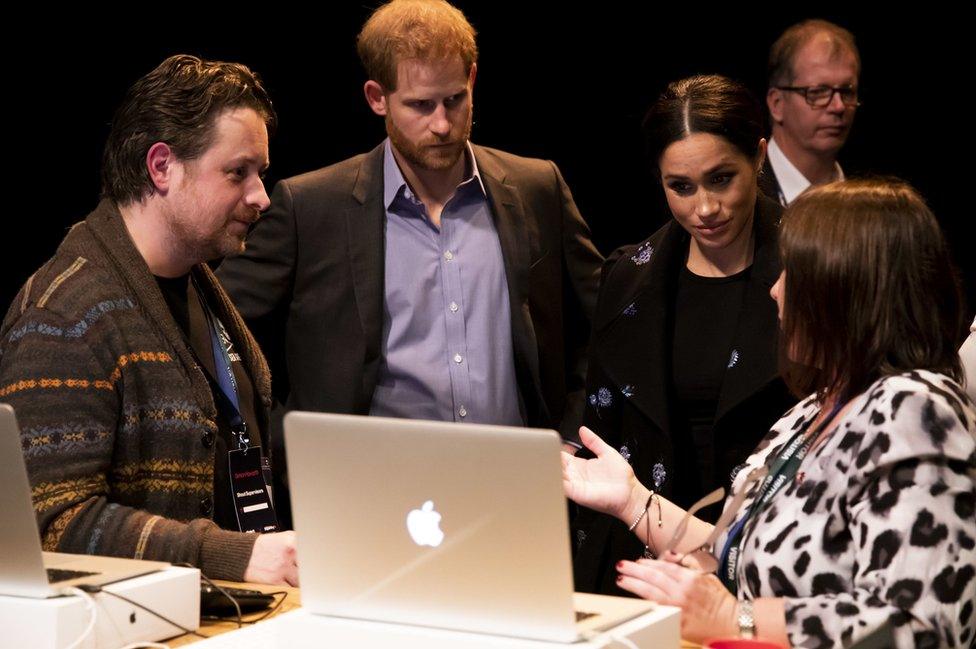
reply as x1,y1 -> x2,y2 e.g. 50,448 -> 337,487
718,399 -> 845,593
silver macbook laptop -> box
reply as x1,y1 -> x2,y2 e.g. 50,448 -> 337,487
0,403 -> 169,598
284,412 -> 654,643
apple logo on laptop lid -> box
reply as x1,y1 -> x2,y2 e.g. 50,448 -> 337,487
406,500 -> 445,547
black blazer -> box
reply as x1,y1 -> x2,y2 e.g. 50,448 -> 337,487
758,156 -> 786,206
572,196 -> 796,595
217,142 -> 604,524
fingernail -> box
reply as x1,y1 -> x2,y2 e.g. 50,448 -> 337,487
616,561 -> 624,569
616,575 -> 623,583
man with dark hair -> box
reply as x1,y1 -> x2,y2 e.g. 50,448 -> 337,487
0,55 -> 297,585
761,19 -> 860,205
218,0 -> 603,524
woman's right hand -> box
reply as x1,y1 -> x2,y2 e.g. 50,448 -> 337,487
561,426 -> 646,522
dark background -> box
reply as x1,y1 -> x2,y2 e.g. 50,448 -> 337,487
6,6 -> 973,330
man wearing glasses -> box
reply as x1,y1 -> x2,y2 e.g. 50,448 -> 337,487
762,20 -> 860,205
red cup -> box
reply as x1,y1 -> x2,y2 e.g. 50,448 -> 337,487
703,639 -> 786,649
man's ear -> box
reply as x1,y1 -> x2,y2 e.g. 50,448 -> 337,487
146,142 -> 177,193
767,87 -> 784,125
364,80 -> 389,117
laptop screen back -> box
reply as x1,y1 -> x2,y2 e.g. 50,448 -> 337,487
284,412 -> 579,642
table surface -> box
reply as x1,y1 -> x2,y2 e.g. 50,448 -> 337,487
169,582 -> 698,648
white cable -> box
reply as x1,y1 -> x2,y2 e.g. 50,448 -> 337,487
604,631 -> 640,649
581,627 -> 643,648
582,616 -> 655,649
60,586 -> 98,649
118,642 -> 171,649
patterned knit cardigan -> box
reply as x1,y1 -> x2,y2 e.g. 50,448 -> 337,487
0,200 -> 274,580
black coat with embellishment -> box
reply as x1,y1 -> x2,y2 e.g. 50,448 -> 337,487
572,196 -> 796,595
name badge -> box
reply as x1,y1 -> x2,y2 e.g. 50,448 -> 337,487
229,447 -> 279,533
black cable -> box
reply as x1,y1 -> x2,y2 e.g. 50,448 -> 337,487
174,562 -> 244,628
241,590 -> 288,623
172,562 -> 288,627
203,590 -> 288,624
76,584 -> 207,639
199,572 -> 245,628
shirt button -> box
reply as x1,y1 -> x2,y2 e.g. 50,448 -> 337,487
449,302 -> 459,313
454,353 -> 463,364
458,406 -> 467,418
443,250 -> 454,261
200,496 -> 213,517
201,431 -> 215,448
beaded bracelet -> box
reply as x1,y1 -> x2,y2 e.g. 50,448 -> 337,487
628,491 -> 655,532
643,492 -> 663,559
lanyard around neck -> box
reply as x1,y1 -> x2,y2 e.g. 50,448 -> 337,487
191,276 -> 249,451
718,398 -> 845,593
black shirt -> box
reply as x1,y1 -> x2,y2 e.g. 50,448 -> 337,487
671,264 -> 751,514
155,273 -> 263,531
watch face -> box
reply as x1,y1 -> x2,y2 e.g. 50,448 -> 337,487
737,600 -> 755,639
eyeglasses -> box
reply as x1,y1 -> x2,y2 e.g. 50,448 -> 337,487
777,85 -> 860,108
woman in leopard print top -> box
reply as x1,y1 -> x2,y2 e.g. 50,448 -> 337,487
563,179 -> 975,648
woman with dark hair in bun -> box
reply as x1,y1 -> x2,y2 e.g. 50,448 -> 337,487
572,75 -> 795,595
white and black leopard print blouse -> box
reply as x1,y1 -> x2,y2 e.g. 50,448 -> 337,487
713,370 -> 976,648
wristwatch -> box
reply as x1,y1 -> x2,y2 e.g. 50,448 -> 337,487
737,599 -> 755,639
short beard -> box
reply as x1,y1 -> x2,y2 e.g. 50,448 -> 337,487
386,108 -> 472,172
163,205 -> 253,268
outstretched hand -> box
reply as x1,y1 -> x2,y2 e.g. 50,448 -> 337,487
561,426 -> 641,521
